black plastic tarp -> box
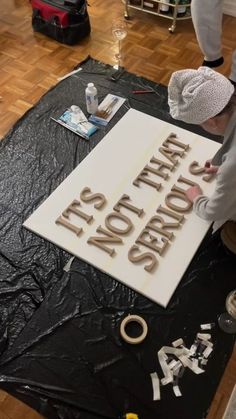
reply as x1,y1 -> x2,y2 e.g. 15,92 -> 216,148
0,57 -> 235,419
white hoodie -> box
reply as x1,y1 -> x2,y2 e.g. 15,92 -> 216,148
193,111 -> 236,232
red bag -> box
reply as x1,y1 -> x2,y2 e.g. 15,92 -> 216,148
30,0 -> 91,45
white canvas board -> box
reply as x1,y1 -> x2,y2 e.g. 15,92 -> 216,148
24,109 -> 220,307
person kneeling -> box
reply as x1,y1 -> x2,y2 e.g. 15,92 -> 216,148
168,67 -> 236,253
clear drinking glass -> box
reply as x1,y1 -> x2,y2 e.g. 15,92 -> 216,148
218,290 -> 236,334
111,19 -> 128,61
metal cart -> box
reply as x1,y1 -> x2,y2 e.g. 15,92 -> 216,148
123,0 -> 191,33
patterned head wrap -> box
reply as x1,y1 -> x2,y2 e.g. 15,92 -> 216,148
168,67 -> 234,124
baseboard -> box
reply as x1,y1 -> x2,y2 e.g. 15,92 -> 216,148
223,0 -> 236,17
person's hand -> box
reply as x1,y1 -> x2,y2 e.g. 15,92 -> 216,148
186,185 -> 203,202
204,159 -> 219,174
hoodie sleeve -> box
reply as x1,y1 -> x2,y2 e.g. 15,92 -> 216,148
193,153 -> 236,222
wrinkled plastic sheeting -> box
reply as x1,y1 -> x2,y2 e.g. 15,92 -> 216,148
0,57 -> 235,419
0,244 -> 235,419
0,56 -> 174,356
0,57 -> 128,354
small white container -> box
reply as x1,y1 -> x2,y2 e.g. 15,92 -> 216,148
160,0 -> 170,12
177,5 -> 186,14
85,83 -> 98,114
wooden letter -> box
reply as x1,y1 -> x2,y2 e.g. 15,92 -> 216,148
55,216 -> 83,236
80,187 -> 107,209
189,161 -> 205,175
189,161 -> 215,182
156,205 -> 184,224
128,245 -> 158,272
133,170 -> 162,191
159,146 -> 184,165
145,156 -> 174,180
63,200 -> 93,224
146,216 -> 174,240
177,174 -> 198,188
136,229 -> 169,255
158,133 -> 189,166
114,194 -> 144,217
105,212 -> 133,235
163,133 -> 190,151
87,226 -> 123,256
165,192 -> 192,213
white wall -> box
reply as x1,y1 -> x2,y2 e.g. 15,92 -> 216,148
223,0 -> 236,17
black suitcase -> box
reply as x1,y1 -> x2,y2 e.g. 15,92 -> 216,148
30,0 -> 91,45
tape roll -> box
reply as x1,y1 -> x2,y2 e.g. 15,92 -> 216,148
126,414 -> 139,419
120,314 -> 148,344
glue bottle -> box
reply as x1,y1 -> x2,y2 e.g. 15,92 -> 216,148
85,83 -> 98,114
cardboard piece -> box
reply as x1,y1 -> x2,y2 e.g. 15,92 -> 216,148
24,109 -> 220,307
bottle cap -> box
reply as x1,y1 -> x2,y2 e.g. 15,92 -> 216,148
88,83 -> 94,87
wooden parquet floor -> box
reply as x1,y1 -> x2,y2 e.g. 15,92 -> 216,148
0,0 -> 235,418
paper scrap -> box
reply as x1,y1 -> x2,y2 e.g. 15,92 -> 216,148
57,67 -> 82,81
173,385 -> 182,397
200,323 -> 215,330
150,372 -> 161,401
172,338 -> 184,347
197,333 -> 211,341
